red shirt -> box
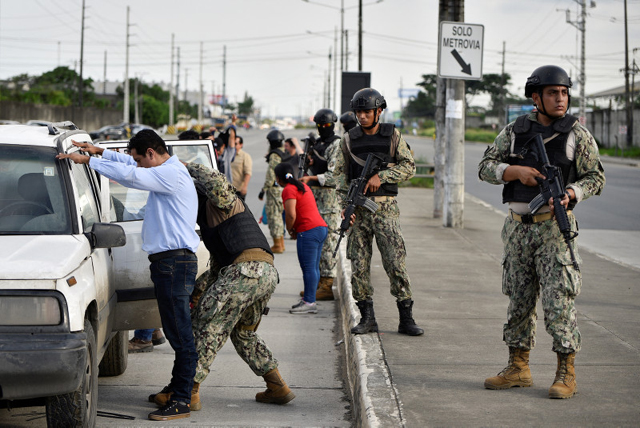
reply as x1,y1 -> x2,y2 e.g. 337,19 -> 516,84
282,183 -> 327,233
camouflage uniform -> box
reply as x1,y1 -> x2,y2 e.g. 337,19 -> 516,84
334,128 -> 416,301
310,139 -> 341,278
478,112 -> 605,353
262,152 -> 284,239
186,164 -> 279,382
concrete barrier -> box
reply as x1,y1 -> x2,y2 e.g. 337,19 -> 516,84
335,244 -> 405,428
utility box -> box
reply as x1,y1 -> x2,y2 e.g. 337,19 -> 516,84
341,72 -> 371,115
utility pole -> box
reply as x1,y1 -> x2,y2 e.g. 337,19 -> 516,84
624,0 -> 633,147
341,0 -> 345,72
327,47 -> 332,107
358,0 -> 362,71
199,41 -> 203,125
564,0 -> 591,124
433,0 -> 448,219
438,0 -> 465,228
500,41 -> 506,127
184,68 -> 189,102
222,45 -> 227,113
78,0 -> 85,108
124,6 -> 130,124
345,30 -> 349,71
169,34 -> 174,128
134,77 -> 139,124
176,47 -> 181,114
103,50 -> 107,95
334,26 -> 338,113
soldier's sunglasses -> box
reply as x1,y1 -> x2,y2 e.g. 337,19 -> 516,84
316,123 -> 332,128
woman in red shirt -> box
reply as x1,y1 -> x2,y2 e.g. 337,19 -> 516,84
275,162 -> 328,314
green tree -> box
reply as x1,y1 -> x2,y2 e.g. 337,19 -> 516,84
237,92 -> 255,115
403,74 -> 438,118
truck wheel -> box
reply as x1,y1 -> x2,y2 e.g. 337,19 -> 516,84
45,319 -> 97,428
98,330 -> 128,377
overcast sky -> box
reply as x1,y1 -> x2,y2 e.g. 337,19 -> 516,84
1,0 -> 638,119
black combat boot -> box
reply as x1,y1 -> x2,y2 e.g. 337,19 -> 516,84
350,300 -> 378,334
397,299 -> 424,336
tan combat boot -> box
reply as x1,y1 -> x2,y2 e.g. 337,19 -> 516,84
549,352 -> 577,399
315,277 -> 335,301
255,368 -> 295,405
151,382 -> 201,411
484,347 -> 533,389
271,236 -> 285,254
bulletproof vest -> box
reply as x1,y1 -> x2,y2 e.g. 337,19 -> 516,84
307,134 -> 340,187
197,193 -> 273,267
347,123 -> 398,197
265,148 -> 290,163
502,114 -> 578,204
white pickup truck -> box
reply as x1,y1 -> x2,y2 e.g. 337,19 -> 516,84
0,122 -> 215,427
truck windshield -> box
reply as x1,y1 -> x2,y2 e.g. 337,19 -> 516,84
0,145 -> 71,234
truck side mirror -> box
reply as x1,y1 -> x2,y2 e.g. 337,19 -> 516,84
85,223 -> 126,248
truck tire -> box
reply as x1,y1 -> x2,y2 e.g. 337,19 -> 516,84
98,330 -> 128,377
45,319 -> 97,428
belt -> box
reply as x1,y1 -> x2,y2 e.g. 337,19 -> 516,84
509,210 -> 572,224
148,249 -> 195,263
233,248 -> 274,265
370,195 -> 395,203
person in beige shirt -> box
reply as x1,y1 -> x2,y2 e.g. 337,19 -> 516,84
231,135 -> 252,200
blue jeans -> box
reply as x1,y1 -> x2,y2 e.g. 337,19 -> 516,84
134,328 -> 153,341
297,226 -> 328,303
150,253 -> 198,403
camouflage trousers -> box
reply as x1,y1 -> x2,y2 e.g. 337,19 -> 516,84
191,261 -> 279,383
265,187 -> 284,239
346,199 -> 412,302
501,213 -> 582,353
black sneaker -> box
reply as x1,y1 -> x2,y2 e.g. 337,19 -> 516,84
148,400 -> 190,421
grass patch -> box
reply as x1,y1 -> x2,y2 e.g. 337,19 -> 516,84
599,146 -> 640,159
412,127 -> 499,143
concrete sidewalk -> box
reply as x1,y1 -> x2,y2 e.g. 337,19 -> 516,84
338,187 -> 640,427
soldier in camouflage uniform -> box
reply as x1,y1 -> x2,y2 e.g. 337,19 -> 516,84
258,130 -> 287,253
334,88 -> 424,337
151,163 -> 295,409
478,66 -> 605,400
300,108 -> 342,300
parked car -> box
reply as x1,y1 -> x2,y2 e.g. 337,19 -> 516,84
0,122 -> 215,427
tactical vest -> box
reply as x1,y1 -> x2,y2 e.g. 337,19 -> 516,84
345,123 -> 398,197
307,134 -> 339,187
502,114 -> 578,204
197,193 -> 273,267
265,148 -> 290,164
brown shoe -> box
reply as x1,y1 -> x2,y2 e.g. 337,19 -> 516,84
484,347 -> 533,389
151,383 -> 201,411
316,277 -> 335,300
151,329 -> 166,346
270,236 -> 285,254
128,337 -> 153,354
549,352 -> 577,399
256,368 -> 295,405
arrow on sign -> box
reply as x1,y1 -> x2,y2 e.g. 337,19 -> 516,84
450,49 -> 472,75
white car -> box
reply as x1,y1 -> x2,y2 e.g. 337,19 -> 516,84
0,123 -> 215,427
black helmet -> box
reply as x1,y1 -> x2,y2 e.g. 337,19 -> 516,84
266,129 -> 284,143
340,111 -> 358,131
313,108 -> 337,125
524,65 -> 572,98
350,88 -> 387,111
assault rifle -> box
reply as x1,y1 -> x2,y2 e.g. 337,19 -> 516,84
527,133 -> 580,270
332,153 -> 384,258
298,133 -> 316,179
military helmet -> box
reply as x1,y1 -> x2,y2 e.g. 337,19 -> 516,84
350,88 -> 387,111
524,65 -> 572,98
313,108 -> 338,125
339,111 -> 357,126
266,129 -> 284,143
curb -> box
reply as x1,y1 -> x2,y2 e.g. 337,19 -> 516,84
335,245 -> 405,428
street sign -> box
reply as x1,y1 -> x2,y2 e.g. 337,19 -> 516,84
438,21 -> 484,80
